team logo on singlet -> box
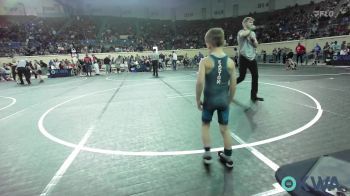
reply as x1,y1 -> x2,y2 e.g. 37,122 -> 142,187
217,60 -> 222,84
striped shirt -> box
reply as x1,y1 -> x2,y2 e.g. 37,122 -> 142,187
151,53 -> 159,61
17,60 -> 27,68
237,30 -> 257,61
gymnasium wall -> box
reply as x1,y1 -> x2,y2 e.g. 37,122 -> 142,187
1,35 -> 349,64
146,0 -> 325,21
0,0 -> 65,17
0,0 -> 325,20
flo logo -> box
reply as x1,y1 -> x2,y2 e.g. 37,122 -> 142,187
313,10 -> 334,18
281,176 -> 341,192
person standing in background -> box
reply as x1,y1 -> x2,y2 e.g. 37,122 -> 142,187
92,54 -> 100,75
323,42 -> 331,63
312,43 -> 322,65
236,17 -> 264,102
277,48 -> 282,63
83,54 -> 92,77
172,51 -> 177,70
159,53 -> 165,70
296,42 -> 306,65
332,41 -> 341,56
16,59 -> 31,85
151,49 -> 159,77
104,55 -> 112,75
340,41 -> 347,55
272,48 -> 278,62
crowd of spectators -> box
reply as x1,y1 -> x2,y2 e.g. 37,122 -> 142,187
0,50 -> 205,82
0,0 -> 349,57
1,39 -> 349,82
257,40 -> 350,66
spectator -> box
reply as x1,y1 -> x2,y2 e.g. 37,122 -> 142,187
277,48 -> 282,63
295,42 -> 306,65
198,52 -> 204,60
83,54 -> 92,76
323,42 -> 331,62
331,41 -> 341,55
340,41 -> 348,55
272,48 -> 278,62
282,48 -> 288,64
115,55 -> 123,73
312,43 -> 322,65
0,0 -> 349,57
261,50 -> 267,63
159,53 -> 165,69
104,55 -> 112,74
0,64 -> 10,81
92,54 -> 100,75
151,49 -> 159,77
172,51 -> 177,70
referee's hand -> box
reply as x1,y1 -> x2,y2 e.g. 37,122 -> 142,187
196,100 -> 203,111
249,36 -> 256,43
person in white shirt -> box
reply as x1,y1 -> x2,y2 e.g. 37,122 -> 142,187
16,59 -> 31,85
172,51 -> 178,70
340,41 -> 348,55
332,41 -> 341,55
115,56 -> 122,74
71,48 -> 76,56
92,54 -> 100,75
54,59 -> 60,69
151,49 -> 159,77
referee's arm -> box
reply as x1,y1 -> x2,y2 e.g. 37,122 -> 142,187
239,29 -> 252,38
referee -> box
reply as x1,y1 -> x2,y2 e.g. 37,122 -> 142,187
151,49 -> 159,77
16,59 -> 31,85
236,17 -> 264,102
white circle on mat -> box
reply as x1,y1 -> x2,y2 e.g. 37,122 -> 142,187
0,96 -> 16,111
38,81 -> 323,156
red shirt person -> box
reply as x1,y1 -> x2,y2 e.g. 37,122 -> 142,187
83,55 -> 92,64
83,54 -> 92,76
295,42 -> 306,65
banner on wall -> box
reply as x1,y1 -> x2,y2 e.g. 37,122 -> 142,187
329,55 -> 350,66
1,2 -> 26,15
49,69 -> 73,78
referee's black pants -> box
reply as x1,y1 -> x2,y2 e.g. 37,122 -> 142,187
152,60 -> 158,77
17,67 -> 31,84
237,55 -> 259,99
